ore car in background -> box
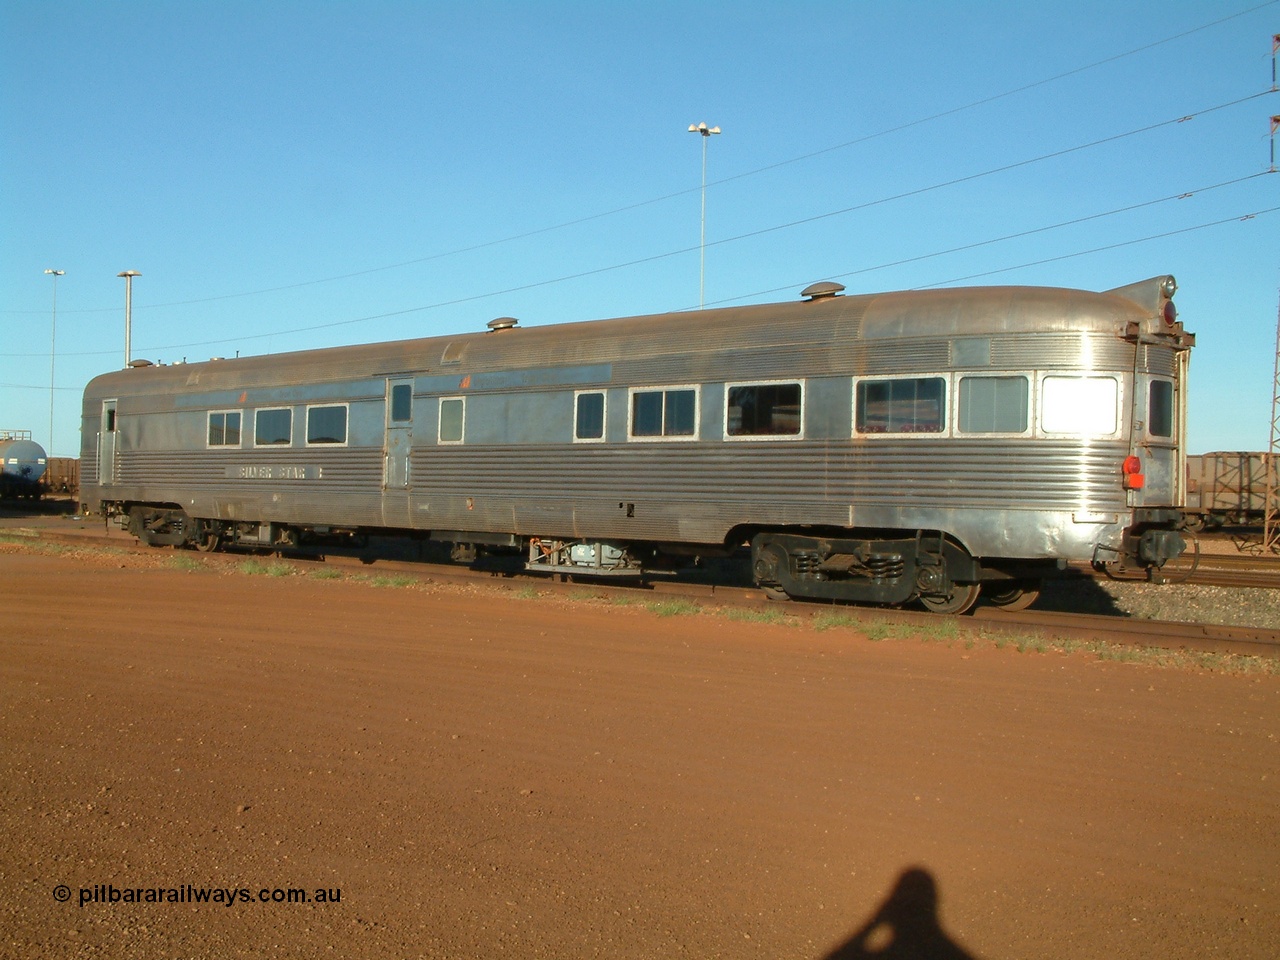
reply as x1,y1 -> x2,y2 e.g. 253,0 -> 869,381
80,275 -> 1195,614
1185,451 -> 1272,529
41,457 -> 80,497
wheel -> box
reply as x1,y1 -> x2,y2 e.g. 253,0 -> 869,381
752,540 -> 790,601
190,520 -> 221,552
918,582 -> 981,615
985,580 -> 1041,612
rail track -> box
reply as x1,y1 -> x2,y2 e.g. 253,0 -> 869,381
1089,541 -> 1280,590
6,516 -> 1277,663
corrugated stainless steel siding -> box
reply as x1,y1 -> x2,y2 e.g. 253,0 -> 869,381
411,439 -> 1129,538
114,449 -> 386,526
992,335 -> 1134,370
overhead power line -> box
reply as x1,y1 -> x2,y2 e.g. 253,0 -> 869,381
7,191 -> 1275,365
7,85 -> 1271,362
9,2 -> 1275,320
717,172 -> 1274,305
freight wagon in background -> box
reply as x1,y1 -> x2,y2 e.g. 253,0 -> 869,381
1185,451 -> 1272,529
81,275 -> 1195,614
41,457 -> 80,497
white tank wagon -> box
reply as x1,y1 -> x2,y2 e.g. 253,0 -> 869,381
80,276 -> 1194,614
0,431 -> 48,500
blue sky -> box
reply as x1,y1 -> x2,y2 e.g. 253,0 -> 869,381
2,0 -> 1277,457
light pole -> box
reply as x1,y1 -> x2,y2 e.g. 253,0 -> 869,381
117,270 -> 141,366
687,121 -> 721,309
43,269 -> 64,454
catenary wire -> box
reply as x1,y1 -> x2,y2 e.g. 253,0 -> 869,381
4,189 -> 1272,370
8,1 -> 1274,319
13,91 -> 1267,358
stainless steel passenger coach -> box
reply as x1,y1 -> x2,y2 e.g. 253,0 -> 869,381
81,276 -> 1195,613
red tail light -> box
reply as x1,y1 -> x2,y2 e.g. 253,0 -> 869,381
1122,455 -> 1145,489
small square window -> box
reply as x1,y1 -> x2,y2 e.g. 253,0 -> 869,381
390,384 -> 413,423
1149,380 -> 1173,438
575,391 -> 605,441
439,397 -> 464,443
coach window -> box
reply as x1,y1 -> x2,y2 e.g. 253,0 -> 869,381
855,377 -> 945,434
629,387 -> 698,440
439,397 -> 465,444
727,382 -> 802,438
958,375 -> 1029,434
306,404 -> 348,445
254,407 -> 292,446
1041,376 -> 1118,436
1148,380 -> 1174,438
207,411 -> 242,447
574,391 -> 606,442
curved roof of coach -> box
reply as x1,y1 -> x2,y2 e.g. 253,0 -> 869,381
83,283 -> 1146,398
856,284 -> 1147,339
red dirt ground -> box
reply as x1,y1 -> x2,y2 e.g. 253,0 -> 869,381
1,548 -> 1276,959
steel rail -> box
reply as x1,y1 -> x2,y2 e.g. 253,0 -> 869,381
9,522 -> 1278,662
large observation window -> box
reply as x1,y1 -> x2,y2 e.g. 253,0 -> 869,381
855,377 -> 945,434
727,382 -> 802,438
306,405 -> 348,445
958,375 -> 1029,434
1041,376 -> 1118,436
254,408 -> 292,446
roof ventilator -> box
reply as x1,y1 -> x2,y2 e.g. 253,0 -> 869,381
800,281 -> 845,301
487,317 -> 519,332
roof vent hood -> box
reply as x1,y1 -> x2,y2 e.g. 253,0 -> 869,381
801,281 -> 845,301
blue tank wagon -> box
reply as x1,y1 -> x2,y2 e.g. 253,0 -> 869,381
80,276 -> 1194,613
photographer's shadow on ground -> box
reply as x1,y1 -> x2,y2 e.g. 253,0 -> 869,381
822,867 -> 980,960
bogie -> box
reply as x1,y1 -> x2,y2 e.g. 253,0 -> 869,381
750,531 -> 982,611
